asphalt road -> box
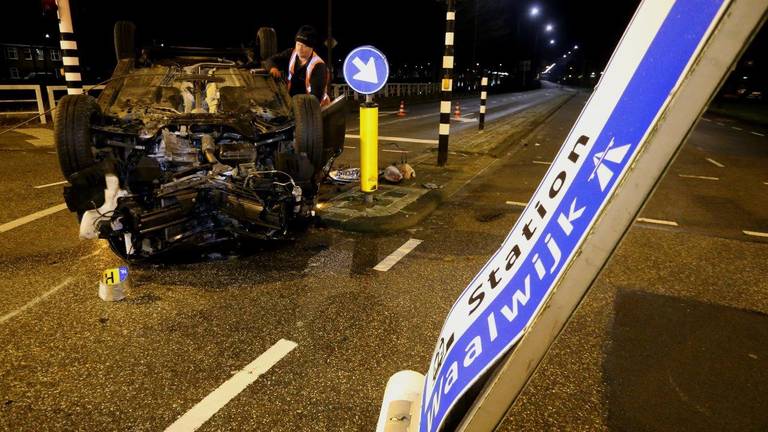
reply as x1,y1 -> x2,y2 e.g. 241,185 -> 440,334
0,90 -> 766,431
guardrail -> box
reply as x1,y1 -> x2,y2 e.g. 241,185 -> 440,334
47,85 -> 105,114
1,82 -> 434,125
330,82 -> 440,100
0,85 -> 47,125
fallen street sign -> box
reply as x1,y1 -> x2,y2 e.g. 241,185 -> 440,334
418,0 -> 753,431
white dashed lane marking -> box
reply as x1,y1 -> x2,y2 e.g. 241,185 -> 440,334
751,132 -> 766,137
705,158 -> 725,168
0,278 -> 73,324
505,201 -> 528,207
345,134 -> 438,145
374,239 -> 423,272
0,203 -> 68,233
743,230 -> 768,239
637,218 -> 679,227
33,180 -> 68,189
164,339 -> 298,432
678,174 -> 719,181
532,160 -> 552,165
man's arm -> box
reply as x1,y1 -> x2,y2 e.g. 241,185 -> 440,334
265,48 -> 293,77
309,62 -> 328,101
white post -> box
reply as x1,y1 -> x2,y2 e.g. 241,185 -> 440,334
56,0 -> 83,95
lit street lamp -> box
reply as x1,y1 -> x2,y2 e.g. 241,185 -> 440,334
545,23 -> 554,32
530,6 -> 540,17
549,39 -> 555,45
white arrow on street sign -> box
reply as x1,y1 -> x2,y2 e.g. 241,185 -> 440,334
352,57 -> 379,84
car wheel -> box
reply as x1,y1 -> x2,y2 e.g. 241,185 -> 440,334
114,21 -> 136,62
55,94 -> 100,179
292,94 -> 324,172
257,27 -> 277,61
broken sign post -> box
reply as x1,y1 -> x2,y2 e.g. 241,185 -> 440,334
374,0 -> 768,431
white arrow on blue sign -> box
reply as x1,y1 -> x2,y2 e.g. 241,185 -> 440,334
343,45 -> 389,95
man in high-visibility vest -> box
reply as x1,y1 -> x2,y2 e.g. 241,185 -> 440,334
267,25 -> 331,106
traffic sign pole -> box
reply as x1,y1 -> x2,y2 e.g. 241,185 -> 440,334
478,76 -> 487,131
342,45 -> 389,205
360,94 -> 379,204
437,0 -> 456,167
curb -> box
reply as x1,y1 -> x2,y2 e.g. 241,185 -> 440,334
321,91 -> 578,234
321,189 -> 444,233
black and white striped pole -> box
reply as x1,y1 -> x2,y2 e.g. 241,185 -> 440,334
56,0 -> 83,95
437,0 -> 456,167
479,76 -> 487,131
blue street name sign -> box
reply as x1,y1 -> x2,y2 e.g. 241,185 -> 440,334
419,1 -> 728,431
343,45 -> 389,95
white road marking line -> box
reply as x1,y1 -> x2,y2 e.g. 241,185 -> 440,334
701,118 -> 711,122
751,131 -> 765,137
374,239 -> 423,272
0,203 -> 68,233
344,146 -> 356,149
452,116 -> 478,123
0,278 -> 73,324
678,174 -> 719,181
345,134 -> 438,145
165,339 -> 298,432
382,149 -> 410,154
532,160 -> 552,165
637,217 -> 679,227
705,158 -> 725,168
715,122 -> 725,126
743,230 -> 768,238
505,201 -> 528,207
78,243 -> 108,261
33,180 -> 68,189
732,126 -> 743,131
763,182 -> 768,186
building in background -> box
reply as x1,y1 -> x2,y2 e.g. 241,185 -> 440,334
1,42 -> 63,83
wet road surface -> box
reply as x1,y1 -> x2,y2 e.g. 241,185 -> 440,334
1,90 -> 767,431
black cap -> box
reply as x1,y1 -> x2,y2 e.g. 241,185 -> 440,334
295,25 -> 318,49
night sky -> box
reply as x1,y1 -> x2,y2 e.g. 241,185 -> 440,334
1,0 -> 763,88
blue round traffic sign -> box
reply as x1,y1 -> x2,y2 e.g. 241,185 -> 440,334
343,45 -> 389,95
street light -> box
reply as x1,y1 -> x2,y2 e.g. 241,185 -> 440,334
530,6 -> 540,17
545,23 -> 554,32
574,45 -> 579,49
549,39 -> 555,45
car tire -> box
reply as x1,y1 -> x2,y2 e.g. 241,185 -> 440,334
292,94 -> 324,172
114,21 -> 136,61
55,94 -> 100,179
257,27 -> 278,61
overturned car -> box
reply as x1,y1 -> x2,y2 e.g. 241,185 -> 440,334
56,23 -> 347,261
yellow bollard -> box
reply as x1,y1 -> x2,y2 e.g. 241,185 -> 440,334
359,101 -> 379,201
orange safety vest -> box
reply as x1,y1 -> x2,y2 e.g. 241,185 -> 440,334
287,49 -> 331,106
